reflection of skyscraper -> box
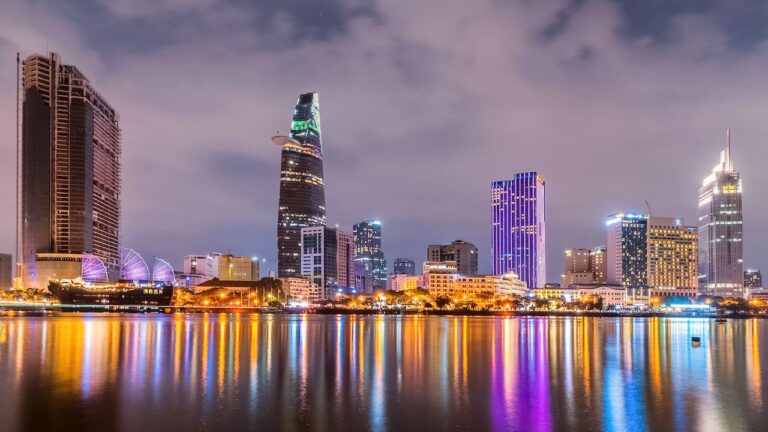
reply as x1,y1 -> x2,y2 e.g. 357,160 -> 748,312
21,53 -> 121,288
353,220 -> 387,290
491,173 -> 546,288
274,93 -> 326,278
698,130 -> 744,297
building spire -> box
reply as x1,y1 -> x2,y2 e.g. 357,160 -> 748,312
725,128 -> 733,170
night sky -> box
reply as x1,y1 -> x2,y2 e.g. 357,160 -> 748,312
1,0 -> 767,281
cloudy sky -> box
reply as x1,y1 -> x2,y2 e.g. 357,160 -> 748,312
1,0 -> 767,281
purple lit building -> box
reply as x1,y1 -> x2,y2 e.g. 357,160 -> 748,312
491,173 -> 546,288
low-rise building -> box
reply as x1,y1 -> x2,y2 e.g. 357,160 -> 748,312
281,277 -> 323,302
428,272 -> 528,298
194,278 -> 262,295
534,284 -> 631,308
390,274 -> 420,292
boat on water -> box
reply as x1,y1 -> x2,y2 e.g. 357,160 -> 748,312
715,317 -> 727,323
48,279 -> 174,307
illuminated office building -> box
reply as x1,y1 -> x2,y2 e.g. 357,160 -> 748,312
491,173 -> 546,288
698,131 -> 744,297
646,218 -> 698,291
353,220 -> 387,290
393,258 -> 416,276
300,226 -> 355,299
275,92 -> 326,278
744,269 -> 762,289
427,240 -> 478,275
607,214 -> 698,301
606,213 -> 648,293
21,53 -> 121,288
183,253 -> 259,281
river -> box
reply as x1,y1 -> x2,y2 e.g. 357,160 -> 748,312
0,314 -> 765,431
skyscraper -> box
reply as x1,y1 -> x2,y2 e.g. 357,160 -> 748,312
607,214 -> 698,300
698,130 -> 744,297
427,240 -> 479,275
353,220 -> 387,290
491,173 -> 546,288
393,258 -> 416,276
646,217 -> 698,290
21,53 -> 121,288
300,226 -> 355,299
606,213 -> 648,291
274,92 -> 326,278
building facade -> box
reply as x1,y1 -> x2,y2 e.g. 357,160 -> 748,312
428,272 -> 528,299
606,213 -> 648,291
183,253 -> 259,281
646,218 -> 698,290
744,269 -> 762,289
353,220 -> 387,290
390,274 -> 420,292
0,254 -> 11,290
276,92 -> 326,278
698,132 -> 744,297
491,173 -> 546,288
393,258 -> 416,276
300,226 -> 355,299
561,247 -> 608,288
280,277 -> 323,303
607,213 -> 699,303
427,240 -> 478,275
21,53 -> 121,288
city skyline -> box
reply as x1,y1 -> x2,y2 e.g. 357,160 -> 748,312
2,1 -> 768,282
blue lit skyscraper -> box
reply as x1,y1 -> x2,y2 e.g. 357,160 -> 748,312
606,213 -> 648,291
491,173 -> 546,288
353,220 -> 387,291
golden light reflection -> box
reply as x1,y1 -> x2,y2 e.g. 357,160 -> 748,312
0,314 -> 764,431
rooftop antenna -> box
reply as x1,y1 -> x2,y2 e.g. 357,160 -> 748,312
725,128 -> 732,169
644,200 -> 652,217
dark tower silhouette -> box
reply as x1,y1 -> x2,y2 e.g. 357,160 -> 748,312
273,93 -> 326,277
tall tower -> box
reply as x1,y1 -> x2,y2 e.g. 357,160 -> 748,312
698,130 -> 744,297
353,220 -> 387,291
606,213 -> 648,290
21,53 -> 121,288
491,173 -> 546,288
273,92 -> 326,278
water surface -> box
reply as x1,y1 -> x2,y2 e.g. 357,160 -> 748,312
0,314 -> 766,431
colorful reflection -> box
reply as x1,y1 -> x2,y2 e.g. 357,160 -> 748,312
0,314 -> 766,431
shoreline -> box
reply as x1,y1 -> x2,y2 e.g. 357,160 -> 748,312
1,305 -> 765,319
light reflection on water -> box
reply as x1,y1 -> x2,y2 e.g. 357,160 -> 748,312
0,314 -> 766,431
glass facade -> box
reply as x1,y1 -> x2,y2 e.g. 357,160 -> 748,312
21,53 -> 121,288
490,173 -> 546,288
744,269 -> 762,289
697,137 -> 744,297
353,220 -> 387,291
277,93 -> 326,277
393,258 -> 416,276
